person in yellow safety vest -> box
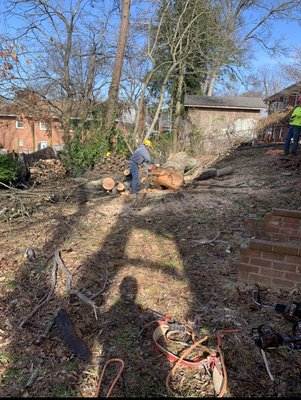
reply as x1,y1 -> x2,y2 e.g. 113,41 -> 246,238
284,96 -> 301,156
129,139 -> 155,193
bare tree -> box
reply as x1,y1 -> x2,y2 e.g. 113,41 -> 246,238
2,0 -> 114,137
280,46 -> 301,85
205,0 -> 301,96
105,0 -> 131,131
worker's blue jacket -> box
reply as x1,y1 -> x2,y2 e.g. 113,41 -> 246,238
129,144 -> 154,165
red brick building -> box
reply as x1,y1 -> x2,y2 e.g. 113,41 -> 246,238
0,113 -> 64,154
264,81 -> 301,142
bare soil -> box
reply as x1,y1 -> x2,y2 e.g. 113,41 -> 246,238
1,143 -> 301,398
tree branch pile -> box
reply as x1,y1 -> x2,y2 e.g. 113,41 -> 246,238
255,106 -> 293,137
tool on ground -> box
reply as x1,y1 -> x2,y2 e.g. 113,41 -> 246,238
95,358 -> 125,398
260,348 -> 274,382
252,288 -> 301,322
252,324 -> 301,350
164,328 -> 239,398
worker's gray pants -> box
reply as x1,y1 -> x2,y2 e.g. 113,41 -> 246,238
129,161 -> 140,193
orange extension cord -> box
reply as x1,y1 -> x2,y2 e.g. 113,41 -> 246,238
95,358 -> 125,398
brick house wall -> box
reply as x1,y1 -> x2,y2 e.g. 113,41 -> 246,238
0,115 -> 64,153
264,84 -> 301,142
239,209 -> 301,290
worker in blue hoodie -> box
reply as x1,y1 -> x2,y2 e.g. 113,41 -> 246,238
129,139 -> 154,193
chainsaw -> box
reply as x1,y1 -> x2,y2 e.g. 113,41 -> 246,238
252,288 -> 301,323
251,322 -> 301,350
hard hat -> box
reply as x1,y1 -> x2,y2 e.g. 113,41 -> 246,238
143,139 -> 152,147
297,96 -> 301,103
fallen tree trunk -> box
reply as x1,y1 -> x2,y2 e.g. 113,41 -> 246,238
193,166 -> 233,181
148,165 -> 184,190
162,151 -> 200,174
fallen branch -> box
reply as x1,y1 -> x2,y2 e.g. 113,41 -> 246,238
19,249 -> 103,328
19,257 -> 58,328
191,232 -> 221,247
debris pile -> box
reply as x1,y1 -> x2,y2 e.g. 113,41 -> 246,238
29,159 -> 67,184
255,107 -> 292,137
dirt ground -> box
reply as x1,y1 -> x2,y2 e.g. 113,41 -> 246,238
0,143 -> 301,398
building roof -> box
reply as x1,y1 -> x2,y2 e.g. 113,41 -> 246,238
264,81 -> 301,102
184,95 -> 266,110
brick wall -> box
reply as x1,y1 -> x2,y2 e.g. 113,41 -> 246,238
247,209 -> 301,243
239,209 -> 301,290
0,116 -> 64,153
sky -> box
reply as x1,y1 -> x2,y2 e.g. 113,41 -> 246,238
0,1 -> 300,98
252,18 -> 301,68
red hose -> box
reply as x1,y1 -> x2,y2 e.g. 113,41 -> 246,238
95,358 -> 125,398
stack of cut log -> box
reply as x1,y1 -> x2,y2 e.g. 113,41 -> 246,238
82,167 -> 132,193
92,153 -> 129,176
81,153 -> 132,193
29,159 -> 67,184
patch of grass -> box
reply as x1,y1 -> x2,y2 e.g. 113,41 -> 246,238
4,279 -> 19,289
65,358 -> 81,372
115,330 -> 135,351
1,367 -> 23,384
0,352 -> 17,364
162,261 -> 179,270
50,382 -> 78,397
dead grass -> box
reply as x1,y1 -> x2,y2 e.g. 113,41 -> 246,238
1,143 -> 301,397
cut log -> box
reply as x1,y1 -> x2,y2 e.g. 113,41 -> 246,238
101,177 -> 115,191
216,166 -> 233,177
194,166 -> 233,181
123,168 -> 131,177
162,151 -> 200,174
55,309 -> 92,362
85,179 -> 102,190
197,168 -> 217,180
116,182 -> 125,192
148,165 -> 184,190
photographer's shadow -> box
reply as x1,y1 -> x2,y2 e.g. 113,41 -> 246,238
97,275 -> 170,397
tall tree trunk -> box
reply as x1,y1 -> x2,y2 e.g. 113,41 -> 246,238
105,0 -> 131,131
30,120 -> 35,152
145,62 -> 178,140
206,65 -> 219,96
133,68 -> 155,144
136,100 -> 146,142
173,63 -> 185,150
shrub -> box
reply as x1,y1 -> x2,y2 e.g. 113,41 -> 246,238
60,124 -> 131,177
0,154 -> 22,183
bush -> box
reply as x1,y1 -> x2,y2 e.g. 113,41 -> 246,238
0,154 -> 22,183
60,124 -> 131,177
